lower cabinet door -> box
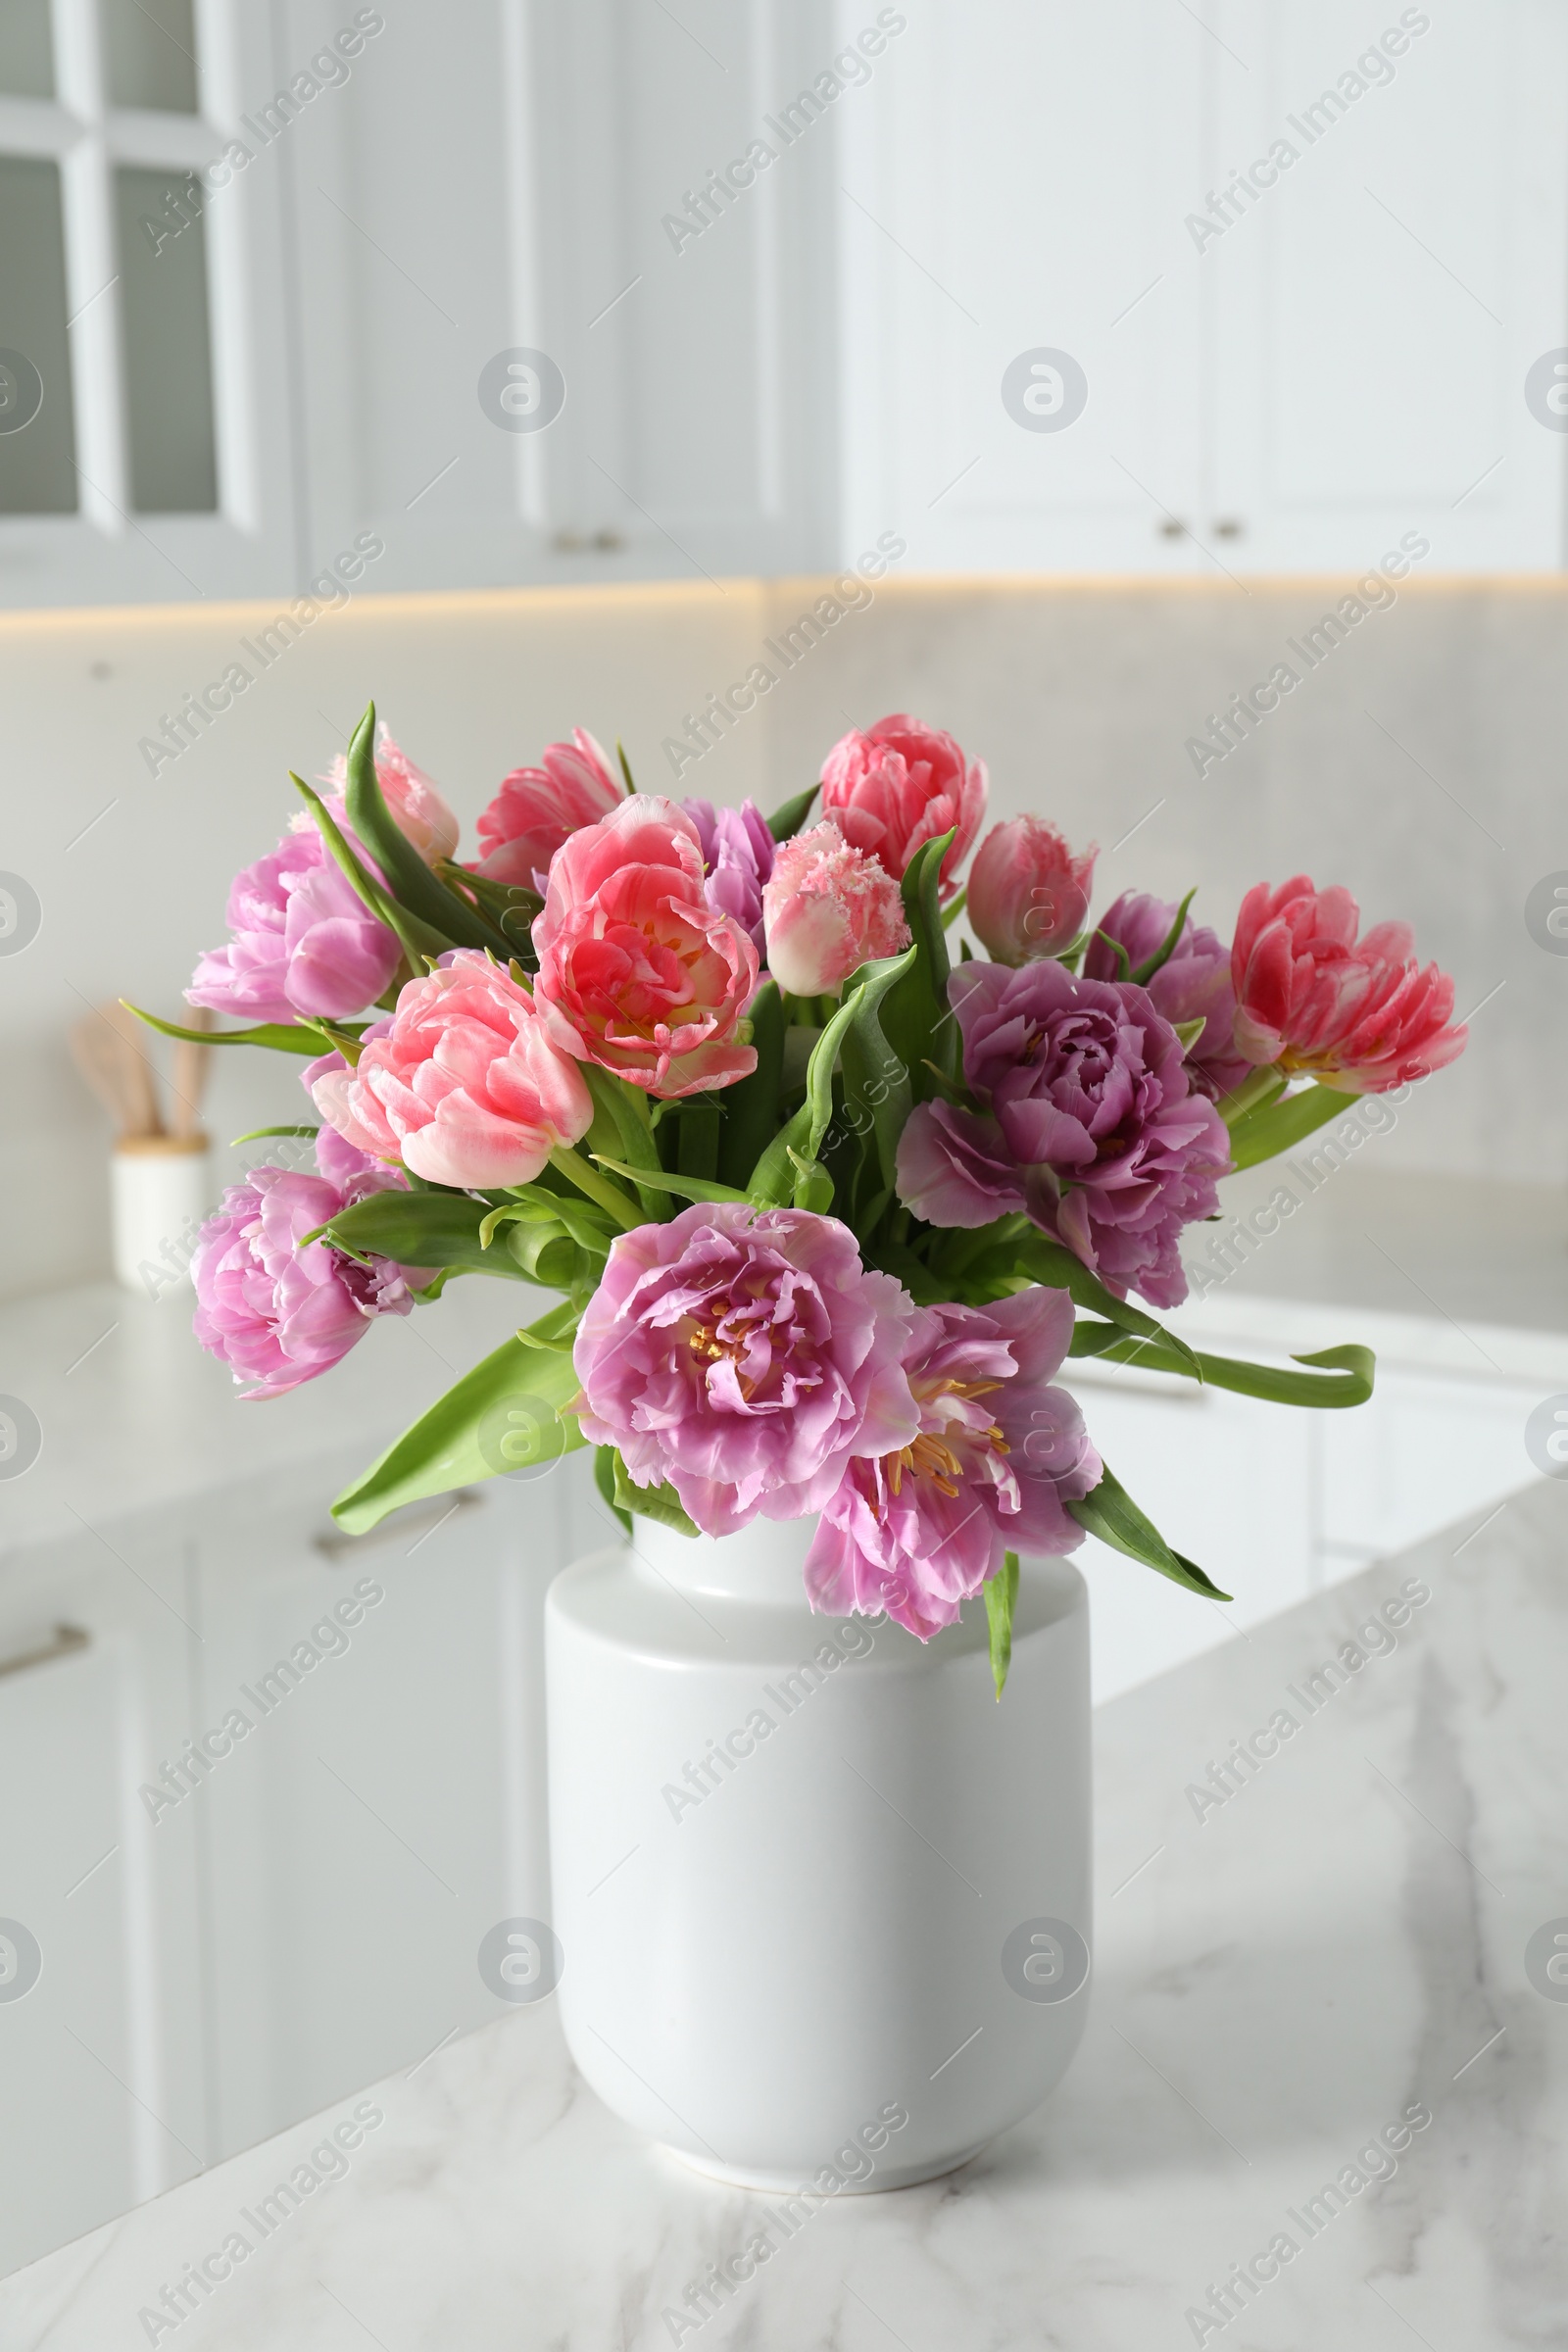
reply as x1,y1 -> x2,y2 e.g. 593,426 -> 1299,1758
192,1449 -> 601,2160
1067,1367 -> 1315,1705
0,1523 -> 206,2276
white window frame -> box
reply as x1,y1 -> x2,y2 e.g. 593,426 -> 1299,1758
0,0 -> 299,607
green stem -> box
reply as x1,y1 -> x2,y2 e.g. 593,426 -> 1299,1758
1216,1064 -> 1287,1127
547,1146 -> 645,1233
941,885 -> 968,930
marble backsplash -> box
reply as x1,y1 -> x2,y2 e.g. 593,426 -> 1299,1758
1,573 -> 1560,1300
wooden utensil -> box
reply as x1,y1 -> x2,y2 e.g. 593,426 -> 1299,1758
170,1004 -> 212,1142
70,1002 -> 164,1138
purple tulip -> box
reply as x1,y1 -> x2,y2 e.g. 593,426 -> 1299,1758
896,959 -> 1231,1310
191,1155 -> 418,1398
574,1201 -> 921,1537
186,825 -> 401,1027
1083,891 -> 1250,1101
680,798 -> 775,953
805,1290 -> 1101,1640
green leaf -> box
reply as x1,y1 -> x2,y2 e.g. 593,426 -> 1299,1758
616,740 -> 637,795
1172,1017 -> 1206,1052
1068,1462 -> 1230,1600
292,775 -> 454,974
1067,1327 -> 1375,1409
1008,1234 -> 1203,1381
595,1445 -> 633,1537
675,1098 -> 721,1182
331,1309 -> 587,1533
612,1453 -> 698,1537
716,980 -> 785,1188
231,1125 -> 319,1144
341,702 -> 509,955
1216,1067 -> 1288,1127
322,1190 -> 531,1279
438,862 -> 541,962
593,1157 -> 753,1207
749,948 -> 916,1206
1129,888 -> 1197,988
1091,930 -> 1132,983
838,948 -> 916,1197
124,1004 -> 325,1055
763,781 -> 819,840
880,830 -> 956,1103
1225,1080 -> 1355,1173
985,1550 -> 1019,1698
787,1148 -> 835,1211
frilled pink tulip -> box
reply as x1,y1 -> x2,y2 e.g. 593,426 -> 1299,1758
1231,877 -> 1467,1095
1084,890 -> 1250,1101
473,729 -> 623,893
806,1291 -> 1101,1639
968,817 -> 1097,962
312,950 -> 593,1188
187,826 -> 401,1026
318,722 -> 460,864
761,821 -> 910,997
820,714 -> 987,899
532,797 -> 759,1098
192,1159 -> 417,1398
574,1202 -> 922,1537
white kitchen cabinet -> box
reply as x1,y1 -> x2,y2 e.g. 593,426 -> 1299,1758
281,0 -> 842,597
191,1448 -> 601,2159
840,0 -> 1568,574
1067,1359 -> 1315,1704
838,0 -> 1208,574
1205,0 -> 1568,571
0,1519 -> 206,2274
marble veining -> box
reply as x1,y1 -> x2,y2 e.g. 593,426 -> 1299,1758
3,1478 -> 1565,2350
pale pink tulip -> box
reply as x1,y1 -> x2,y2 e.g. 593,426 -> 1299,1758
761,821 -> 910,996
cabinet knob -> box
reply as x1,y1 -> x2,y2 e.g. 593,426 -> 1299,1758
1157,517 -> 1189,539
1211,518 -> 1244,538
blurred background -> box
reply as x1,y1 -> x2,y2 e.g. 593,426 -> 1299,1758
3,0 -> 1567,2281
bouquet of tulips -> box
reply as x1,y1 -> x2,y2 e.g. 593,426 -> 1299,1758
142,705 -> 1466,1691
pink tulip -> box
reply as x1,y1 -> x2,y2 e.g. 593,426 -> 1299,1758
532,797 -> 759,1098
1231,876 -> 1467,1096
318,722 -> 461,864
312,951 -> 593,1188
473,729 -> 623,893
819,714 -> 987,899
191,1157 -> 419,1399
188,826 -> 400,1026
760,821 -> 910,997
967,816 -> 1098,962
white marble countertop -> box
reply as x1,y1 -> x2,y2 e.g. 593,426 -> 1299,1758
4,1471 -> 1562,2351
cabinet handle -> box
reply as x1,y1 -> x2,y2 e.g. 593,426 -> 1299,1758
313,1488 -> 486,1560
0,1623 -> 90,1680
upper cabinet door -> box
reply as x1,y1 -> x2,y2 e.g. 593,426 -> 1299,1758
0,0 -> 300,607
1205,0 -> 1568,570
838,0 -> 1208,572
285,0 -> 842,595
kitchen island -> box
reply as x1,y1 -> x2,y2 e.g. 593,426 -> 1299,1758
4,1468 -> 1562,2350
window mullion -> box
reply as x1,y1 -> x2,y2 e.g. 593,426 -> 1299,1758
52,0 -> 128,533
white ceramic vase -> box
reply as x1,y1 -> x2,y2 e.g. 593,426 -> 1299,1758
545,1512 -> 1092,2192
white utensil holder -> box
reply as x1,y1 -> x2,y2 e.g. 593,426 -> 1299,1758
111,1136 -> 214,1298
